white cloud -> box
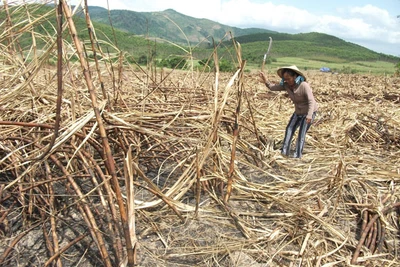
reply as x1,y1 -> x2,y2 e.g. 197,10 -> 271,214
73,0 -> 129,10
213,1 -> 399,56
305,5 -> 400,51
350,4 -> 393,26
312,16 -> 373,39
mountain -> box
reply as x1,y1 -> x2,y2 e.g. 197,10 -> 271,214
82,7 -> 276,45
231,32 -> 397,63
81,6 -> 398,63
2,3 -> 398,68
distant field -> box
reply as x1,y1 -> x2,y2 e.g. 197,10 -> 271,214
247,57 -> 397,75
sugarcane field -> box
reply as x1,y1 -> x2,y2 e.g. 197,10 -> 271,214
1,2 -> 400,267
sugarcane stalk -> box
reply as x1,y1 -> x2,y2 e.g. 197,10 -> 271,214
43,234 -> 88,267
45,162 -> 62,267
78,149 -> 123,262
49,152 -> 112,266
375,217 -> 382,253
261,37 -> 273,72
33,1 -> 64,161
224,60 -> 246,203
194,148 -> 201,218
351,202 -> 400,264
83,0 -> 109,103
0,221 -> 42,265
369,219 -> 378,253
60,1 -> 135,265
124,145 -> 138,264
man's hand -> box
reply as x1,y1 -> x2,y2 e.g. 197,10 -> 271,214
259,72 -> 267,83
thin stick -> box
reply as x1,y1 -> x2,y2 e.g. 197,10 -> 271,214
194,148 -> 201,218
261,37 -> 273,72
43,234 -> 89,267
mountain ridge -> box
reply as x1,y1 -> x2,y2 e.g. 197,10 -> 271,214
80,6 -> 398,63
83,6 -> 276,45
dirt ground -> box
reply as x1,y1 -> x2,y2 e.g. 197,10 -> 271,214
1,66 -> 400,266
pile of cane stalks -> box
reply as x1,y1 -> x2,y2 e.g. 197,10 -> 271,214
1,2 -> 400,267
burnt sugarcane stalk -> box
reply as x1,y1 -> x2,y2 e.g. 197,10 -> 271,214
244,90 -> 262,151
351,202 -> 400,264
49,152 -> 112,266
45,162 -> 62,267
60,1 -> 135,265
83,0 -> 109,103
224,60 -> 246,203
34,1 -> 64,161
194,148 -> 201,218
43,234 -> 88,267
375,217 -> 383,253
369,218 -> 378,253
365,213 -> 374,248
0,221 -> 42,265
78,149 -> 123,261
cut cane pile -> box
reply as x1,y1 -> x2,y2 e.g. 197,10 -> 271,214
1,2 -> 400,267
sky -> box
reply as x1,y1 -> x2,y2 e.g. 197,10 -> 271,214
67,0 -> 400,56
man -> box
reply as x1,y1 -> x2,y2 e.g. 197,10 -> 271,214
259,65 -> 318,158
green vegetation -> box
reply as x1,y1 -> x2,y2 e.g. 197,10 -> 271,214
230,32 -> 398,63
83,7 -> 275,45
158,56 -> 187,69
0,4 -> 185,64
242,57 -> 398,75
395,61 -> 400,76
198,58 -> 236,72
82,6 -> 399,75
1,3 -> 399,75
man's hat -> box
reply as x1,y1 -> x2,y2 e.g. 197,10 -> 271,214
277,65 -> 306,81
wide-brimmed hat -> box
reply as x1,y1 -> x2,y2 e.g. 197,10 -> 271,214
277,65 -> 306,81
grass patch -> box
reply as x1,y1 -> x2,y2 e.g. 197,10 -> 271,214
245,57 -> 397,75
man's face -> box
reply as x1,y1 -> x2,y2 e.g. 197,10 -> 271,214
283,72 -> 295,87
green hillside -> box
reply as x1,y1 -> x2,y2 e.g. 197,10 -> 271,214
0,4 -> 184,61
1,3 -> 399,74
83,7 -> 276,45
81,5 -> 399,70
228,32 -> 398,64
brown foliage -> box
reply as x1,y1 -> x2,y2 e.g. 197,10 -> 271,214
1,2 -> 400,266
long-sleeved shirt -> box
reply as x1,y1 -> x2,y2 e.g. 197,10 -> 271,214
269,82 -> 318,119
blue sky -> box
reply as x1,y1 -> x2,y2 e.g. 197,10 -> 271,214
69,0 -> 400,56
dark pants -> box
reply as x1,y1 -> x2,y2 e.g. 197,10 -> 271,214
281,112 -> 316,158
